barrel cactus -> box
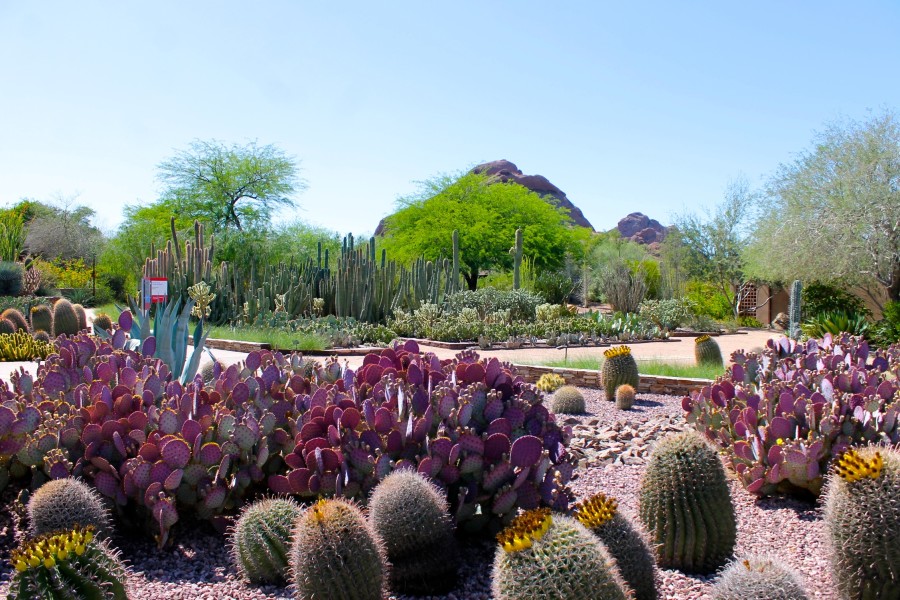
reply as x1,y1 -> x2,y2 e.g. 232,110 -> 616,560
536,373 -> 566,393
551,385 -> 585,414
712,554 -> 809,600
52,299 -> 80,337
0,318 -> 16,335
824,447 -> 900,600
575,492 -> 658,600
8,525 -> 129,600
639,430 -> 736,573
27,478 -> 112,539
369,470 -> 458,595
73,303 -> 88,332
601,346 -> 639,401
615,384 -> 636,410
492,508 -> 630,600
1,308 -> 29,332
290,498 -> 386,600
29,304 -> 53,335
694,335 -> 723,367
33,330 -> 51,344
230,497 -> 302,584
92,312 -> 113,334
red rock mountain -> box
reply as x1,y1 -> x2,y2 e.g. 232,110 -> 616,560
616,212 -> 668,246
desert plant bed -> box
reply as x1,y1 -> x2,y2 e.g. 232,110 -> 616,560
0,387 -> 838,599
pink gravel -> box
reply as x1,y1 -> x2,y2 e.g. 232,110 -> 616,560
0,387 -> 836,599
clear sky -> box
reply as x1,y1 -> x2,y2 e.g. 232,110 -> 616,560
1,2 -> 897,236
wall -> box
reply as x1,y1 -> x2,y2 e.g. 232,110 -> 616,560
512,363 -> 711,397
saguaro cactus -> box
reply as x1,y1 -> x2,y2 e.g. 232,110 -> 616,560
788,279 -> 802,339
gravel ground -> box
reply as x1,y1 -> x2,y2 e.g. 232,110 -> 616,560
0,388 -> 836,599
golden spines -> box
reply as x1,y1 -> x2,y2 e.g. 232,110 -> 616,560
695,335 -> 711,344
603,345 -> 632,359
496,508 -> 553,554
9,525 -> 95,573
573,493 -> 618,528
835,449 -> 883,483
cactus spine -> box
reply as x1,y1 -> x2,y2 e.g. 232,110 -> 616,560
824,447 -> 900,600
52,299 -> 80,337
712,554 -> 809,600
639,430 -> 736,573
8,525 -> 128,600
601,345 -> 640,401
513,228 -> 523,290
788,279 -> 802,340
492,508 -> 630,600
369,470 -> 458,595
575,493 -> 658,600
29,304 -> 53,335
1,308 -> 29,332
28,478 -> 112,539
92,313 -> 113,334
551,385 -> 585,414
536,373 -> 566,393
290,498 -> 386,600
230,497 -> 301,584
72,303 -> 87,332
694,335 -> 723,367
615,384 -> 636,410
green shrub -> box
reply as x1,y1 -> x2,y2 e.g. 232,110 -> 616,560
685,280 -> 732,319
0,261 -> 24,296
802,281 -> 870,318
443,288 -> 543,321
870,300 -> 900,347
532,270 -> 577,304
801,310 -> 869,338
638,298 -> 695,331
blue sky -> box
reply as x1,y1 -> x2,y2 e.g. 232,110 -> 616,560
1,2 -> 897,236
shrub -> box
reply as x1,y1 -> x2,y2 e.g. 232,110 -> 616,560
599,263 -> 647,313
532,270 -> 577,304
685,279 -> 732,319
0,261 -> 24,296
639,430 -> 736,573
683,334 -> 900,497
443,288 -> 543,321
638,298 -> 695,331
802,281 -> 870,318
801,310 -> 869,338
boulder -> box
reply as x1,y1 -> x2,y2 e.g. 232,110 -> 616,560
617,213 -> 668,245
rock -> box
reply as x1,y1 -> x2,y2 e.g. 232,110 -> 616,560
616,212 -> 668,245
772,312 -> 789,330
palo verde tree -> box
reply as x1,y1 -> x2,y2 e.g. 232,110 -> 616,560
380,171 -> 582,290
745,109 -> 900,309
157,139 -> 304,233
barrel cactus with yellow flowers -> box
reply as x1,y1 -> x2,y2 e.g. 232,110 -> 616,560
491,508 -> 630,600
575,493 -> 658,600
601,345 -> 640,401
7,525 -> 129,600
694,334 -> 723,367
824,447 -> 900,600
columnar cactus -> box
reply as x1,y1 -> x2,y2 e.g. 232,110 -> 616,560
824,447 -> 900,600
290,498 -> 386,600
788,279 -> 802,339
639,431 -> 736,573
601,345 -> 639,401
29,304 -> 53,334
712,554 -> 809,600
551,385 -> 585,414
1,308 -> 29,332
369,470 -> 459,595
512,228 -> 523,290
491,508 -> 630,600
230,497 -> 302,584
615,384 -> 636,410
575,492 -> 658,600
52,299 -> 80,337
27,478 -> 112,538
694,334 -> 723,367
7,525 -> 129,600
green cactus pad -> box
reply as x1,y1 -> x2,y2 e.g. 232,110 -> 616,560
492,509 -> 630,600
712,554 -> 809,600
825,447 -> 900,600
639,431 -> 736,574
601,346 -> 640,401
230,497 -> 301,584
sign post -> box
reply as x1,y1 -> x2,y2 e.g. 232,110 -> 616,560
142,278 -> 169,311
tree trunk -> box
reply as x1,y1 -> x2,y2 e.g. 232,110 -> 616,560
464,269 -> 478,291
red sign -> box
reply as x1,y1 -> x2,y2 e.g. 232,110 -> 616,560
142,278 -> 168,310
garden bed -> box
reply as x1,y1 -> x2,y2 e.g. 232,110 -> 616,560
512,363 -> 713,396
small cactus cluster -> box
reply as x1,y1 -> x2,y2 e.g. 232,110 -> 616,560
369,470 -> 459,595
536,372 -> 566,392
615,383 -> 636,410
824,447 -> 900,599
230,498 -> 302,584
639,430 -> 736,573
551,385 -> 585,414
575,492 -> 658,600
694,334 -> 723,367
27,478 -> 112,538
712,554 -> 809,600
290,498 -> 386,600
601,345 -> 640,401
7,525 -> 129,600
492,508 -> 630,599
0,330 -> 54,361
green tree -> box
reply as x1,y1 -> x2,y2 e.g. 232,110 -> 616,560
22,196 -> 105,261
157,139 -> 304,233
745,109 -> 900,308
380,172 -> 582,290
674,178 -> 756,318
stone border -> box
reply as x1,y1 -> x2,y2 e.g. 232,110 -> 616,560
401,337 -> 676,351
511,363 -> 712,397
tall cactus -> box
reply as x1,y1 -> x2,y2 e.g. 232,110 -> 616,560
513,228 -> 523,290
788,279 -> 802,339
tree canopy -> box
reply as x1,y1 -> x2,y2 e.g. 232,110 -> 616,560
744,110 -> 900,307
157,139 -> 304,233
380,171 -> 585,290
